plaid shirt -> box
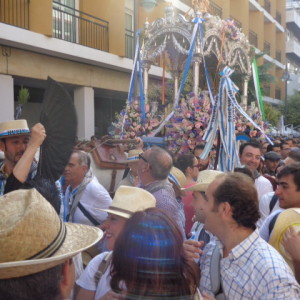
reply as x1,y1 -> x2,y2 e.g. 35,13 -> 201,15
200,230 -> 300,299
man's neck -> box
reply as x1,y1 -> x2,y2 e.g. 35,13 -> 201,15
2,161 -> 15,176
219,225 -> 254,258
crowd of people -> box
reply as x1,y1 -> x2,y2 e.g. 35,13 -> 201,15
1,118 -> 300,299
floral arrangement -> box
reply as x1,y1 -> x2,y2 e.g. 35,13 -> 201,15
222,18 -> 242,41
109,99 -> 164,139
109,93 -> 271,154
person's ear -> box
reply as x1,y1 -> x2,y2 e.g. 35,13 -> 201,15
219,201 -> 232,219
60,259 -> 75,299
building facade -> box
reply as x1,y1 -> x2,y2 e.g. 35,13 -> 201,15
286,0 -> 300,95
0,0 -> 286,138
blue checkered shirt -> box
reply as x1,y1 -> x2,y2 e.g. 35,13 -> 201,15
199,230 -> 300,299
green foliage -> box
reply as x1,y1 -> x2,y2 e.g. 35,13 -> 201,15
17,86 -> 30,105
264,102 -> 281,126
285,92 -> 300,127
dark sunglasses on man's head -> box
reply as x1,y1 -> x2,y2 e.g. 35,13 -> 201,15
138,153 -> 149,163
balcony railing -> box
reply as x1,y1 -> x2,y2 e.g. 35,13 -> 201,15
0,0 -> 29,29
276,50 -> 281,62
209,1 -> 222,18
230,16 -> 242,29
249,30 -> 258,47
264,0 -> 271,14
264,40 -> 271,55
276,11 -> 281,25
53,1 -> 109,52
125,29 -> 134,59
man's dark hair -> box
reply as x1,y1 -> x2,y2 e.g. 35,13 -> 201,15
175,154 -> 195,174
288,150 -> 300,162
147,146 -> 173,180
193,143 -> 205,153
280,142 -> 290,150
277,162 -> 300,191
0,263 -> 63,300
239,141 -> 261,156
233,166 -> 255,182
213,173 -> 259,230
267,143 -> 281,152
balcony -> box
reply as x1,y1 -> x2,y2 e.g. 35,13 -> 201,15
53,1 -> 109,52
209,1 -> 222,18
286,9 -> 300,39
286,38 -> 300,62
249,30 -> 258,48
0,0 -> 29,29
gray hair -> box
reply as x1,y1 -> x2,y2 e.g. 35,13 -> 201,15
72,150 -> 91,169
147,146 -> 173,180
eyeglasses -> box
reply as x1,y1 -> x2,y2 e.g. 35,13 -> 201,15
138,153 -> 149,163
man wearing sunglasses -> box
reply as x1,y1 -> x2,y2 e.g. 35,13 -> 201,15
137,146 -> 185,237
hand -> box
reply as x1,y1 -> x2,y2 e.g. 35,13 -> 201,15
28,123 -> 46,148
135,137 -> 144,150
202,291 -> 216,300
183,239 -> 203,261
282,226 -> 300,262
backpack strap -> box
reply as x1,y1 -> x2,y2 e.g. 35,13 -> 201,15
268,211 -> 281,237
269,194 -> 278,214
210,244 -> 222,295
94,252 -> 113,286
78,202 -> 100,226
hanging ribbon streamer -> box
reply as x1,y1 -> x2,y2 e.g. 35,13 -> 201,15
151,16 -> 215,136
201,66 -> 272,171
252,59 -> 266,120
121,31 -> 145,137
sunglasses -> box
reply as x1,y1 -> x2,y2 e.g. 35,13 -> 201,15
138,153 -> 149,163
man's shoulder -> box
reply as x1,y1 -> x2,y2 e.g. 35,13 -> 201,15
256,175 -> 272,185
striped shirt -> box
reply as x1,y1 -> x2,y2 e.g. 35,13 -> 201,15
200,230 -> 300,299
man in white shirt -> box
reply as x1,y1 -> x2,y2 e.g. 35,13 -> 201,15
239,141 -> 273,201
64,150 -> 112,226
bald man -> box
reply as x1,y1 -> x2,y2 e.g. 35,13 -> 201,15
137,146 -> 185,236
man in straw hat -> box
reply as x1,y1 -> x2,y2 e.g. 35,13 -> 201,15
0,119 -> 46,195
193,172 -> 300,299
75,185 -> 156,300
0,188 -> 102,300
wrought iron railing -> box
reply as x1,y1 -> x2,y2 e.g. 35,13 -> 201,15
0,0 -> 29,29
276,11 -> 282,24
276,50 -> 281,62
209,1 -> 222,18
264,0 -> 271,14
53,1 -> 109,51
125,29 -> 134,59
264,40 -> 271,55
249,30 -> 258,48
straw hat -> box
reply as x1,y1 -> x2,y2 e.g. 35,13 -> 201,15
98,186 -> 156,219
269,208 -> 300,270
168,167 -> 187,188
0,119 -> 30,138
182,170 -> 224,192
0,189 -> 103,279
127,149 -> 143,163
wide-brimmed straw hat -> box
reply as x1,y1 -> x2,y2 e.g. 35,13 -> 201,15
0,119 -> 30,139
0,189 -> 103,279
98,186 -> 156,219
269,208 -> 300,270
168,167 -> 187,190
126,149 -> 143,163
182,170 -> 224,192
